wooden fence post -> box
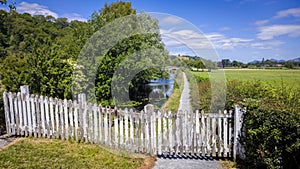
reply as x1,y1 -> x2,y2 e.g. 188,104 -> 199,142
78,93 -> 86,141
144,104 -> 154,154
20,86 -> 29,95
3,92 -> 10,135
233,105 -> 245,161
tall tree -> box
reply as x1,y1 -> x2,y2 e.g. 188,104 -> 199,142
89,1 -> 169,106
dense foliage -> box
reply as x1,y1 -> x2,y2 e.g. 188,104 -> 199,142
0,2 -> 168,132
196,77 -> 300,169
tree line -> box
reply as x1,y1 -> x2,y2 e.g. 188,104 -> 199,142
0,1 -> 169,132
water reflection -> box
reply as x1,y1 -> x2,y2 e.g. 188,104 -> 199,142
147,73 -> 175,108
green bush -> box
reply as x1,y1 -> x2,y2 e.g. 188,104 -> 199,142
197,79 -> 300,168
227,81 -> 300,169
240,106 -> 300,169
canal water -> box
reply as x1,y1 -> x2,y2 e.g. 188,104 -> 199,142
146,73 -> 175,108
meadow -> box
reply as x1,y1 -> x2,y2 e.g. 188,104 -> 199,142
192,68 -> 300,168
193,69 -> 300,87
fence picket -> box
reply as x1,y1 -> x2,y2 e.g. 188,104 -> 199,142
175,111 -> 180,155
3,92 -> 10,135
59,99 -> 64,140
104,107 -> 108,144
21,93 -> 28,136
88,103 -> 93,143
141,111 -> 145,152
229,110 -> 233,157
145,112 -> 150,154
120,109 -> 124,148
157,110 -> 162,155
151,110 -> 156,155
206,114 -> 210,155
168,111 -> 173,155
223,110 -> 228,157
124,109 -> 129,147
45,97 -> 51,138
9,93 -> 15,135
49,97 -> 55,137
114,109 -> 118,147
93,104 -> 98,143
31,95 -> 36,137
162,111 -> 167,155
14,93 -> 20,135
35,95 -> 41,138
99,106 -> 103,143
108,107 -> 112,146
135,113 -> 140,152
26,94 -> 32,136
3,91 -> 242,158
212,115 -> 216,156
218,110 -> 223,156
129,109 -> 134,148
39,96 -> 45,137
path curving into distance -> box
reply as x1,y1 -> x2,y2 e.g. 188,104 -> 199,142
153,72 -> 222,169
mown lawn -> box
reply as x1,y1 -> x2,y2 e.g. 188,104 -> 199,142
193,69 -> 300,87
0,138 -> 146,169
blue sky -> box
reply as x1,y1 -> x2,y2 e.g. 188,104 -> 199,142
1,0 -> 300,62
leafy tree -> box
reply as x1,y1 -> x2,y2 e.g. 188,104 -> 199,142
88,1 -> 169,106
194,59 -> 205,71
221,59 -> 231,67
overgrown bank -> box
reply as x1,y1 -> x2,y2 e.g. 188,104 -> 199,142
195,73 -> 300,169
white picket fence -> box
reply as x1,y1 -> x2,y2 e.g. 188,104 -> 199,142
2,89 -> 245,160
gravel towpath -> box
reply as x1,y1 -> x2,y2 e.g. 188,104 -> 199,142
153,72 -> 222,169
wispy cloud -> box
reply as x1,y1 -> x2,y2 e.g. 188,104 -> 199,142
251,40 -> 284,49
206,33 -> 254,49
274,7 -> 300,19
254,19 -> 269,26
160,16 -> 183,25
161,29 -> 254,50
257,25 -> 300,40
17,2 -> 58,18
219,27 -> 231,31
16,2 -> 87,22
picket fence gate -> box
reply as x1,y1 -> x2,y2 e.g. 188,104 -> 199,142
2,87 -> 245,160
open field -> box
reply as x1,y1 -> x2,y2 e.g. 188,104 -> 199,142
192,69 -> 300,87
0,138 -> 150,169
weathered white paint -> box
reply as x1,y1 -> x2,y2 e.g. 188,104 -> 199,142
3,92 -> 245,158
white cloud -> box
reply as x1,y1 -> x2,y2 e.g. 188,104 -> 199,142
219,27 -> 231,31
254,19 -> 269,26
160,16 -> 183,25
205,33 -> 253,49
17,2 -> 58,18
251,40 -> 284,49
160,29 -> 254,50
16,2 -> 87,22
62,13 -> 87,22
274,7 -> 300,19
161,29 -> 213,50
257,25 -> 300,40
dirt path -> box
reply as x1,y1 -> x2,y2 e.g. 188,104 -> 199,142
0,134 -> 16,150
152,72 -> 222,169
178,72 -> 192,112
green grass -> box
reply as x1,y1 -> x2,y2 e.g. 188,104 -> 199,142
193,69 -> 300,87
162,71 -> 183,111
0,138 -> 145,169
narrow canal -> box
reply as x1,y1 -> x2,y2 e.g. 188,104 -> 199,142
146,73 -> 175,108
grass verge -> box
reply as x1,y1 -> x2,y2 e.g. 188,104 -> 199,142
162,71 -> 183,111
0,137 -> 154,169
